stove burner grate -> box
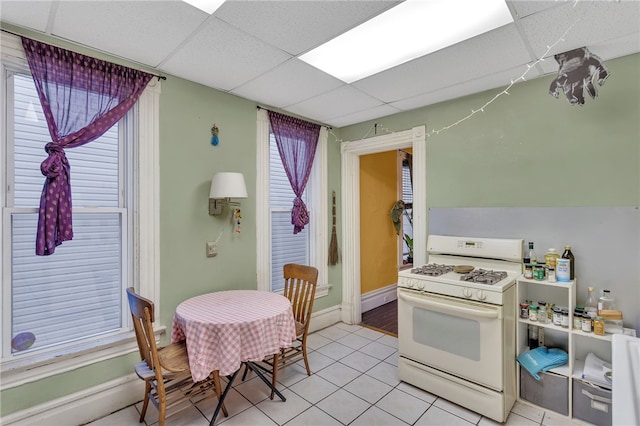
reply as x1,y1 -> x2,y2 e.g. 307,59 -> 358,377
459,269 -> 508,285
411,264 -> 454,277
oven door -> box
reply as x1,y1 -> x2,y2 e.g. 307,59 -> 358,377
398,288 -> 504,391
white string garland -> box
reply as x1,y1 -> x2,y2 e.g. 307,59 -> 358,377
327,0 -> 593,144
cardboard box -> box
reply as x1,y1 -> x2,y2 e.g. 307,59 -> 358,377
572,379 -> 612,426
520,369 -> 569,415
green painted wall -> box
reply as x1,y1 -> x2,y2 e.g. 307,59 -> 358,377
340,54 -> 640,209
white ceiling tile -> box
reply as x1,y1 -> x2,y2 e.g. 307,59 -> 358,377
214,0 -> 401,55
230,59 -> 344,108
354,23 -> 533,103
159,17 -> 291,92
51,1 -> 207,67
287,85 -> 384,122
325,104 -> 403,128
519,0 -> 640,58
508,0 -> 565,19
0,1 -> 52,32
389,66 -> 544,112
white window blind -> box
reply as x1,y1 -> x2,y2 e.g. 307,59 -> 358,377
8,73 -> 126,354
269,134 -> 309,292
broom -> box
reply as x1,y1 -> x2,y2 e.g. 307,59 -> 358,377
328,190 -> 339,265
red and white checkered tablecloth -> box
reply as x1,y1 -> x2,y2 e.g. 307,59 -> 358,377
171,290 -> 297,382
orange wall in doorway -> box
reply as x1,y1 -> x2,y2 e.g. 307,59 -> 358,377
360,151 -> 398,294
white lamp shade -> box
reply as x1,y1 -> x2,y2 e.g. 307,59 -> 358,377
209,172 -> 248,199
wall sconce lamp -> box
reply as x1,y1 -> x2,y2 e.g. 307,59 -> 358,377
209,172 -> 248,215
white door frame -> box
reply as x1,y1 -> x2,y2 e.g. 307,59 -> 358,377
340,125 -> 427,324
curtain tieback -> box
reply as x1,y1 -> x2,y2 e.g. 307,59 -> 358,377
40,143 -> 69,178
291,197 -> 310,234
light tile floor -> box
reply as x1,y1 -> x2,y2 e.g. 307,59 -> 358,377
87,323 -> 594,426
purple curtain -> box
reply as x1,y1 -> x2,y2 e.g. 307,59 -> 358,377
21,36 -> 153,255
268,110 -> 320,234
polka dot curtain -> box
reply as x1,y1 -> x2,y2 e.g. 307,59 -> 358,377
267,110 -> 320,235
21,37 -> 153,255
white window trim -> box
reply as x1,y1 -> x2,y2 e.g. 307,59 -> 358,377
0,32 -> 161,390
256,109 -> 329,296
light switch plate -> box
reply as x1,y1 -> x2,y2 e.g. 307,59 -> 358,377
206,242 -> 217,257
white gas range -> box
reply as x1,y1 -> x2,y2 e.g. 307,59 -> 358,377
397,235 -> 523,423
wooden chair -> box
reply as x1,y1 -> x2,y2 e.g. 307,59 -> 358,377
126,288 -> 227,425
260,264 -> 318,399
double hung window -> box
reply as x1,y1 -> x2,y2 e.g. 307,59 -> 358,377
4,72 -> 131,354
1,33 -> 160,386
256,109 -> 328,296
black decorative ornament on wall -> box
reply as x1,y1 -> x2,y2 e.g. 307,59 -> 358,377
549,47 -> 609,106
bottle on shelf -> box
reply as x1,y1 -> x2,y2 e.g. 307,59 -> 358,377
561,245 -> 575,279
544,248 -> 560,268
528,242 -> 537,265
584,286 -> 598,320
597,289 -> 615,314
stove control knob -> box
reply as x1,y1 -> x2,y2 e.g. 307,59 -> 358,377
405,279 -> 413,288
462,288 -> 472,298
476,290 -> 487,301
417,281 -> 425,290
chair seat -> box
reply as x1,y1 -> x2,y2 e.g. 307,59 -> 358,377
158,341 -> 190,373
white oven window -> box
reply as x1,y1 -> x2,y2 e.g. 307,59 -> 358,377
413,308 -> 480,360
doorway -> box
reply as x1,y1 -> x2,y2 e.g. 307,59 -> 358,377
340,126 -> 427,325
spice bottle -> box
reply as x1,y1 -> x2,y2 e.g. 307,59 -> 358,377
537,301 -> 548,323
561,245 -> 575,279
593,317 -> 605,336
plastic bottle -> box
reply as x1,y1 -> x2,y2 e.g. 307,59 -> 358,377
528,242 -> 538,265
561,245 -> 575,279
597,289 -> 615,314
584,287 -> 598,320
544,248 -> 560,268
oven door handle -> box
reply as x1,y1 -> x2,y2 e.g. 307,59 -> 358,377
398,291 -> 502,320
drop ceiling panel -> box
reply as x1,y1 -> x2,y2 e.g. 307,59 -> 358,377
389,65 -> 544,113
214,0 -> 401,56
508,0 -> 562,19
354,23 -> 532,103
52,1 -> 207,67
230,58 -> 344,109
0,1 -> 52,32
287,85 -> 384,123
327,104 -> 403,128
519,0 -> 640,58
159,17 -> 291,92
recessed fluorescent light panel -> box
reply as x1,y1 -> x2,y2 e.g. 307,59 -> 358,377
299,0 -> 514,83
183,0 -> 225,14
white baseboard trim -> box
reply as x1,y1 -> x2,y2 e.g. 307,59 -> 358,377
361,283 -> 397,313
1,373 -> 142,426
308,304 -> 342,334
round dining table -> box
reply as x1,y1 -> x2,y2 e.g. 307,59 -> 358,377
171,289 -> 297,380
172,290 -> 297,425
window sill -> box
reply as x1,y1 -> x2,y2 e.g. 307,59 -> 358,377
0,325 -> 167,390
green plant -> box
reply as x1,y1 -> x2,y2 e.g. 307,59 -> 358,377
403,233 -> 413,257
